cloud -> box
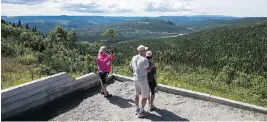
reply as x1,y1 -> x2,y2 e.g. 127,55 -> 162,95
63,3 -> 106,13
1,0 -> 46,5
1,0 -> 267,17
145,0 -> 192,12
62,2 -> 133,14
107,4 -> 133,13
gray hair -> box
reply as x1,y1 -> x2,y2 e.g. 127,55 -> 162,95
99,46 -> 107,54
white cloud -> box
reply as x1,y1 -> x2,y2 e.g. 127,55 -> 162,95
1,0 -> 46,5
1,0 -> 267,17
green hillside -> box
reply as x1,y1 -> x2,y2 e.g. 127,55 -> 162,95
182,17 -> 267,30
112,21 -> 267,107
77,19 -> 190,42
1,20 -> 100,89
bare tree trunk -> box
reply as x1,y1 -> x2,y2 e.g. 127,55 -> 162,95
70,50 -> 73,74
112,36 -> 115,74
31,73 -> 34,80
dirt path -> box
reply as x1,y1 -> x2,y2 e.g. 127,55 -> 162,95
50,80 -> 267,121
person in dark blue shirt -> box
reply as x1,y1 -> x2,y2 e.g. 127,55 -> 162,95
146,51 -> 158,111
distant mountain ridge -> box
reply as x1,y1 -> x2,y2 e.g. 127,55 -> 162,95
1,15 -> 237,24
181,17 -> 267,30
1,15 -> 237,34
2,15 -> 267,42
77,18 -> 190,42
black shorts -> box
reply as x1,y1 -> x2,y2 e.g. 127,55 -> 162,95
99,72 -> 109,85
148,80 -> 157,95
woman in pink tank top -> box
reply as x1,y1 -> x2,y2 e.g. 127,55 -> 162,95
97,46 -> 115,98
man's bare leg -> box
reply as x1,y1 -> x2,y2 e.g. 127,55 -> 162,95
135,95 -> 139,108
148,96 -> 151,105
138,97 -> 148,117
134,95 -> 140,114
141,98 -> 147,109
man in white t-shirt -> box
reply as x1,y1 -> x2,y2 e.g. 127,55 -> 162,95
130,45 -> 153,118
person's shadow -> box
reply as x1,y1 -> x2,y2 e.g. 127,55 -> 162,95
144,108 -> 189,121
107,95 -> 135,108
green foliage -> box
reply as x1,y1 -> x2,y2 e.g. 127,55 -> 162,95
18,54 -> 37,65
215,65 -> 235,85
1,42 -> 18,57
18,20 -> 21,27
102,28 -> 116,42
1,20 -> 97,80
112,21 -> 267,107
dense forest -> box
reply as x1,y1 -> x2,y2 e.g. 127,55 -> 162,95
112,21 -> 267,107
115,21 -> 267,75
1,19 -> 267,107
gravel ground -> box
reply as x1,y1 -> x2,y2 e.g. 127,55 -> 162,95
49,80 -> 267,121
5,80 -> 266,121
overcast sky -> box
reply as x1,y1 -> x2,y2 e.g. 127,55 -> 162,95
1,0 -> 267,17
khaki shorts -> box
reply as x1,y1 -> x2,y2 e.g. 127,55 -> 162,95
133,77 -> 150,98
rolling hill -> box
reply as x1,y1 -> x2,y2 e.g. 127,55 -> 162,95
2,16 -> 267,42
76,18 -> 190,42
1,15 -> 236,24
76,17 -> 267,42
1,15 -> 236,34
24,20 -> 95,34
182,17 -> 267,30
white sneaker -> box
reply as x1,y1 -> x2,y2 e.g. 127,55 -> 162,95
135,108 -> 140,115
138,110 -> 147,118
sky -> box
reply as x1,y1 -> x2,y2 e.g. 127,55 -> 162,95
1,0 -> 267,17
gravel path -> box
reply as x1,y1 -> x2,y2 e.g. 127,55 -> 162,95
50,80 -> 267,121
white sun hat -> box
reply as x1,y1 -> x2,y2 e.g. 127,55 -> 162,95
137,45 -> 148,51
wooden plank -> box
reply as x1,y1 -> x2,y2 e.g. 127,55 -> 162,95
1,78 -> 74,113
2,73 -> 100,119
75,73 -> 99,82
113,74 -> 133,82
1,76 -> 75,107
1,72 -> 69,99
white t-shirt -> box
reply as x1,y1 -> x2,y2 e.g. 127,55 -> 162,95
131,54 -> 149,78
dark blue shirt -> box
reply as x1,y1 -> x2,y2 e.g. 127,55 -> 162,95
147,61 -> 156,81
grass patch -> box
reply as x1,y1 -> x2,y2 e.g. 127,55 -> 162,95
70,73 -> 82,78
1,72 -> 47,89
1,72 -> 84,89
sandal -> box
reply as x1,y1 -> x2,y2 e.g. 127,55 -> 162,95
100,91 -> 109,95
104,94 -> 112,98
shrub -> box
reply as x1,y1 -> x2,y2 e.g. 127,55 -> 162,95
18,54 -> 37,65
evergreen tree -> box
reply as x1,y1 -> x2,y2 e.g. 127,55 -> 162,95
18,20 -> 21,27
25,24 -> 29,29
